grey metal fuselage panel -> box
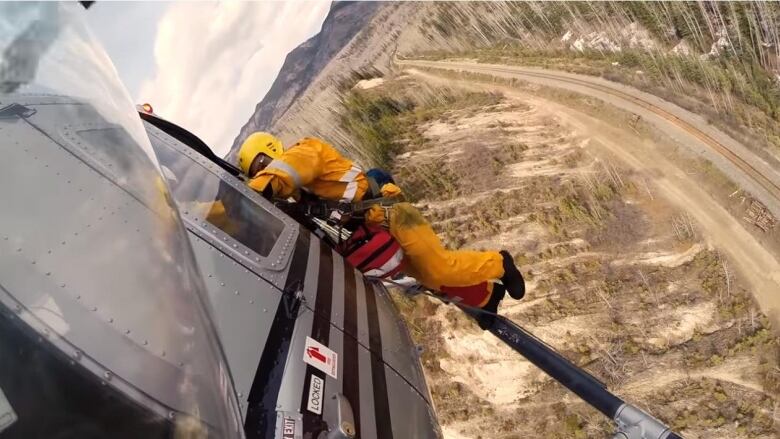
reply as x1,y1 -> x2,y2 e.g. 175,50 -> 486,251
272,239 -> 440,439
292,238 -> 430,404
142,119 -> 440,438
0,96 -> 222,426
186,233 -> 281,412
145,123 -> 301,418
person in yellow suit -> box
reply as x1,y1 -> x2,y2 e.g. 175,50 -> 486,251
241,133 -> 367,202
238,132 -> 526,314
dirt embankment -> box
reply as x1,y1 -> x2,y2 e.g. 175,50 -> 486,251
347,73 -> 780,438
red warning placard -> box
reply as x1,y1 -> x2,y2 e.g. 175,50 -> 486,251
303,336 -> 338,378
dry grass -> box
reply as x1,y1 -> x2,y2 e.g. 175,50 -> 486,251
349,73 -> 779,438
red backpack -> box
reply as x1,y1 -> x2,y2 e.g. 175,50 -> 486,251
338,225 -> 404,279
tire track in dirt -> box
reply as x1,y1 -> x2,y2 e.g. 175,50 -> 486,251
402,60 -> 780,218
621,354 -> 765,396
404,65 -> 780,329
426,62 -> 780,202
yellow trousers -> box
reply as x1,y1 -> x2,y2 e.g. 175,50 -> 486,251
387,203 -> 504,295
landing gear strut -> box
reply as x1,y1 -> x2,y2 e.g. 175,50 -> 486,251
464,309 -> 684,439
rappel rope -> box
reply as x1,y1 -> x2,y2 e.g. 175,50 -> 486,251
370,276 -> 496,317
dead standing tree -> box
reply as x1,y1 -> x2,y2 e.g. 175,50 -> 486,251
743,199 -> 777,232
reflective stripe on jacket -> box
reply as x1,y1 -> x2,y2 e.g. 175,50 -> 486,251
248,137 -> 368,201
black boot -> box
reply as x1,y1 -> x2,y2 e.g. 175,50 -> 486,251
476,283 -> 505,330
500,250 -> 525,300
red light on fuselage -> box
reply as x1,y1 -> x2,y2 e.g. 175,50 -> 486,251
142,103 -> 153,113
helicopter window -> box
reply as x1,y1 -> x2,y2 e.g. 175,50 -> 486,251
151,140 -> 284,257
0,309 -> 174,438
139,113 -> 241,177
76,127 -> 165,207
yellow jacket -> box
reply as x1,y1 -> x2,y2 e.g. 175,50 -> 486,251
248,137 -> 368,202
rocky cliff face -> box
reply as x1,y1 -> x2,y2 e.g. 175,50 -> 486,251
226,1 -> 464,164
226,1 -> 383,160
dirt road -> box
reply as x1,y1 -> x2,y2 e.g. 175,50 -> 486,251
402,60 -> 780,328
402,60 -> 780,216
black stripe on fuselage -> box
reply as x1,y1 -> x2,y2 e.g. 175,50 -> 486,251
342,268 -> 361,436
363,278 -> 393,438
300,240 -> 334,437
245,230 -> 311,439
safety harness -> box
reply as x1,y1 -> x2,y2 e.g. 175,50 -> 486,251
275,195 -> 398,228
319,196 -> 399,222
338,224 -> 404,279
274,184 -> 403,281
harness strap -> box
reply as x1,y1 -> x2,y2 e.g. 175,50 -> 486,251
319,196 -> 399,213
367,174 -> 382,200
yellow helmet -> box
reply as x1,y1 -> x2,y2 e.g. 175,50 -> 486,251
237,132 -> 283,176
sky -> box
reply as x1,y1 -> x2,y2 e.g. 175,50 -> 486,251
86,1 -> 331,157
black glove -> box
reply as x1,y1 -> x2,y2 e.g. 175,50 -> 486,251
261,184 -> 274,201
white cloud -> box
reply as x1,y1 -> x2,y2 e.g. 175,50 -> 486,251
138,1 -> 331,157
86,1 -> 169,98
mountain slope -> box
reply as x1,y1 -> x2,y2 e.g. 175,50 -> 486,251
226,1 -> 382,160
229,1 -> 780,169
